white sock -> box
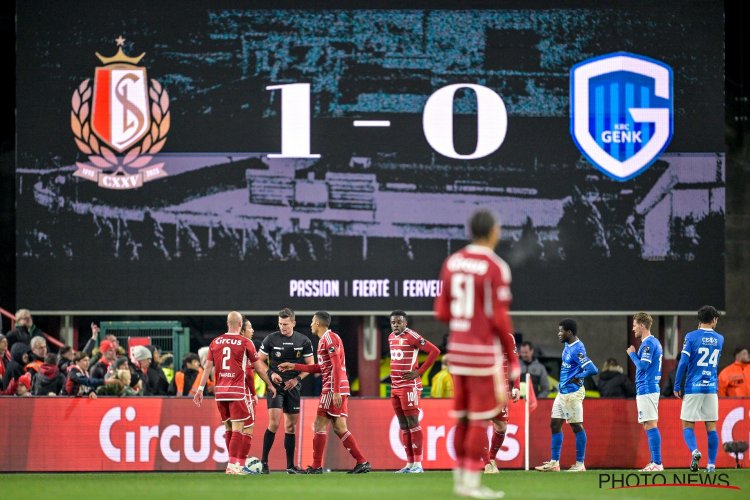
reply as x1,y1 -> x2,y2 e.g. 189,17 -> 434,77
412,461 -> 422,468
453,468 -> 464,485
464,470 -> 481,489
406,462 -> 413,468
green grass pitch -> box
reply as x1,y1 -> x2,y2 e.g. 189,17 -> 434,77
2,470 -> 747,499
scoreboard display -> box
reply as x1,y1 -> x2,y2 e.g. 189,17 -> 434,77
16,1 -> 724,312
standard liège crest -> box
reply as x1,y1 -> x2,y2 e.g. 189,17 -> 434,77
71,37 -> 170,189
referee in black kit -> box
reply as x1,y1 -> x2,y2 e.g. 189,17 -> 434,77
259,307 -> 315,474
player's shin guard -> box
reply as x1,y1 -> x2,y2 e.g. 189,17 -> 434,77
312,432 -> 327,468
400,429 -> 414,463
463,422 -> 488,471
490,430 -> 506,461
262,429 -> 275,462
284,433 -> 296,468
229,431 -> 244,464
551,432 -> 563,461
682,428 -> 698,453
454,421 -> 468,469
338,430 -> 366,463
646,428 -> 662,465
707,430 -> 719,465
574,429 -> 587,463
409,426 -> 424,462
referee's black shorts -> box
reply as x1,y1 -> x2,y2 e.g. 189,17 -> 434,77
267,384 -> 301,414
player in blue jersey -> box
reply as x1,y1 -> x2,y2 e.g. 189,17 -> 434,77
674,305 -> 724,473
627,312 -> 663,472
535,319 -> 599,472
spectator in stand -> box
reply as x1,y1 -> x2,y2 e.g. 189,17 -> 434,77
5,309 -> 45,349
718,346 -> 750,397
97,358 -> 140,396
3,342 -> 31,389
169,353 -> 203,397
58,345 -> 75,373
25,336 -> 47,376
160,353 -> 175,384
431,355 -> 454,398
65,351 -> 102,397
145,345 -> 169,395
131,345 -> 164,395
12,372 -> 32,397
519,341 -> 550,398
81,323 -> 101,357
0,334 -> 9,389
32,353 -> 66,396
90,339 -> 117,381
597,358 -> 636,398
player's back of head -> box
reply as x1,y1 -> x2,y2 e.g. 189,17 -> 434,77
697,305 -> 720,325
314,311 -> 331,327
468,209 -> 497,240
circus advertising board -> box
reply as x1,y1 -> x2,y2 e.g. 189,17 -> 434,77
16,1 -> 724,312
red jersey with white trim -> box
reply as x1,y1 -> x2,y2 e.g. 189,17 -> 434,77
434,244 -> 518,377
318,330 -> 350,396
207,333 -> 258,401
389,328 -> 428,391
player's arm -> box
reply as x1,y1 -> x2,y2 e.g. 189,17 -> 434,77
577,355 -> 599,378
491,266 -> 520,382
193,358 -> 213,407
673,339 -> 691,398
626,343 -> 651,370
329,345 -> 343,407
251,359 -> 277,398
433,264 -> 451,323
403,338 -> 440,380
279,361 -> 322,374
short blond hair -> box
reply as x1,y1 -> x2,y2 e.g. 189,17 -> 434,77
633,312 -> 653,330
227,311 -> 242,328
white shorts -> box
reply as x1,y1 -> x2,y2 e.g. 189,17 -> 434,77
636,393 -> 659,423
680,393 -> 719,422
551,387 -> 585,423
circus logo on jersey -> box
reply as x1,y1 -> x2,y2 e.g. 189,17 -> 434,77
71,36 -> 170,189
570,52 -> 673,182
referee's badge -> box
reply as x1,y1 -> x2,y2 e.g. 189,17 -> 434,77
296,351 -> 301,358
275,351 -> 281,358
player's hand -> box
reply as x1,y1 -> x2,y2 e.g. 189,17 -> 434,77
193,389 -> 204,407
252,395 -> 258,405
271,372 -> 283,384
674,390 -> 682,399
284,378 -> 298,391
332,392 -> 342,407
509,364 -> 521,383
278,362 -> 295,372
268,385 -> 277,398
402,370 -> 419,381
626,345 -> 636,354
511,387 -> 520,402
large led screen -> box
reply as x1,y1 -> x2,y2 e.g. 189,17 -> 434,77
16,1 -> 725,312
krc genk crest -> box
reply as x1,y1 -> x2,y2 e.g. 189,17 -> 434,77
570,52 -> 673,182
71,37 -> 170,189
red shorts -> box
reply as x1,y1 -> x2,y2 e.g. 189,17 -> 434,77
242,395 -> 257,428
317,392 -> 349,418
391,387 -> 421,416
217,399 -> 252,423
452,371 -> 506,421
493,403 -> 509,422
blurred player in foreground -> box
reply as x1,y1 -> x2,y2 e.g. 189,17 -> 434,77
434,209 -> 519,499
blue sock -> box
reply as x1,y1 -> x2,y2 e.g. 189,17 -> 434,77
646,428 -> 662,465
707,430 -> 719,465
575,429 -> 587,463
551,432 -> 563,461
683,428 -> 698,453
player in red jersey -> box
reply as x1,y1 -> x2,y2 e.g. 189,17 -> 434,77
388,310 -> 440,473
194,311 -> 276,475
482,333 -> 521,474
278,311 -> 371,474
434,210 -> 519,499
